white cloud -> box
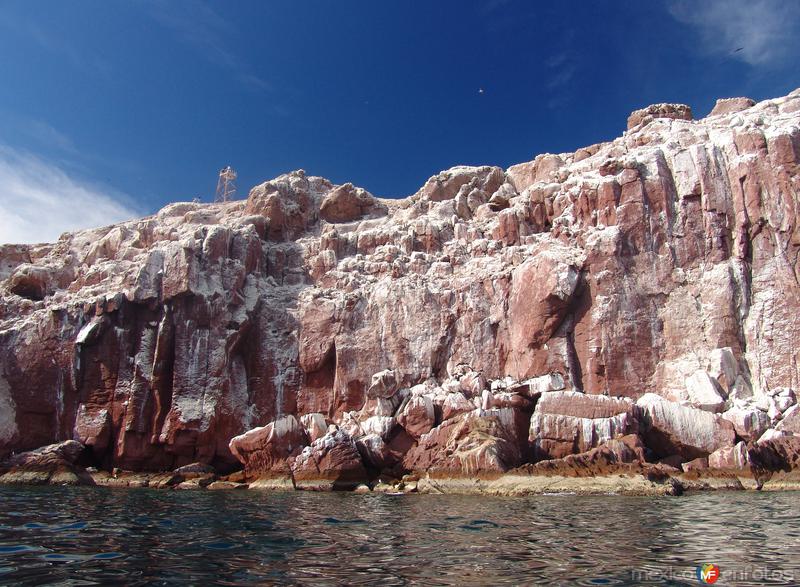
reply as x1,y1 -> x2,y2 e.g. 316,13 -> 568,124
544,43 -> 577,110
546,65 -> 576,91
670,0 -> 800,66
0,146 -> 139,245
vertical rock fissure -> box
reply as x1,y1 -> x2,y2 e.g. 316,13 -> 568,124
565,313 -> 584,393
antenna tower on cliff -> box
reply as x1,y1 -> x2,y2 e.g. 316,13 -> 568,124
215,166 -> 237,203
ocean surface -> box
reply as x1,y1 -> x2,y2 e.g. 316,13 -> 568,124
0,487 -> 798,586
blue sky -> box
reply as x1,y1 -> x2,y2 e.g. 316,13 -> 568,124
1,0 -> 799,243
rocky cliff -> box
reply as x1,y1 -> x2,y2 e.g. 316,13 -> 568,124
1,90 -> 799,488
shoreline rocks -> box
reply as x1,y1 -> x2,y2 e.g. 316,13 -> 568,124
0,441 -> 94,486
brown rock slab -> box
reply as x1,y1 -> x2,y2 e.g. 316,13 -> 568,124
403,408 -> 527,475
708,97 -> 755,117
228,415 -> 308,475
397,395 -> 435,439
292,429 -> 368,490
207,481 -> 248,490
627,103 -> 692,130
0,441 -> 94,486
319,183 -> 385,223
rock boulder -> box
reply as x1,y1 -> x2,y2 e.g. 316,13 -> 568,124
529,391 -> 641,460
228,415 -> 308,475
637,394 -> 736,460
292,429 -> 368,490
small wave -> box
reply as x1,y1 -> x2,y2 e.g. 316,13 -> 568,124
202,542 -> 240,550
20,521 -> 88,532
41,552 -> 124,562
322,517 -> 367,525
0,545 -> 40,554
458,519 -> 500,531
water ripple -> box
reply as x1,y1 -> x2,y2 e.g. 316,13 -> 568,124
0,487 -> 798,584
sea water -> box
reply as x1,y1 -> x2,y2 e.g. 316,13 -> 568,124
0,486 -> 798,585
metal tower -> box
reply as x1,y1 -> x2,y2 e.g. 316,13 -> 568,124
215,166 -> 237,203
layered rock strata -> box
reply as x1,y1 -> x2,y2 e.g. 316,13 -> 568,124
1,89 -> 800,492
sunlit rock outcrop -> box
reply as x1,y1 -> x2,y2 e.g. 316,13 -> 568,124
1,89 -> 799,490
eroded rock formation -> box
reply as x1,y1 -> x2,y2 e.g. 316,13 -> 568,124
1,89 -> 800,490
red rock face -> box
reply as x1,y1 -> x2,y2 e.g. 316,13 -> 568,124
1,90 -> 800,481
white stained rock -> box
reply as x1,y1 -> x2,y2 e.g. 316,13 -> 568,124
360,394 -> 402,418
73,404 -> 110,447
728,375 -> 754,402
519,373 -> 566,398
0,377 -> 18,445
768,399 -> 783,423
6,89 -> 800,480
367,369 -> 399,399
355,434 -> 392,469
442,392 -> 475,422
409,382 -> 434,397
458,371 -> 486,398
490,379 -> 508,393
757,429 -> 790,444
776,405 -> 800,434
76,318 -> 104,345
227,414 -> 307,468
300,413 -> 328,443
396,395 -> 435,439
707,347 -> 739,393
528,391 -> 639,456
750,394 -> 781,422
770,388 -> 797,413
721,406 -> 770,441
440,379 -> 461,395
685,370 -> 727,412
637,393 -> 736,458
481,389 -> 493,410
360,415 -> 396,439
708,441 -> 750,470
338,411 -> 363,439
